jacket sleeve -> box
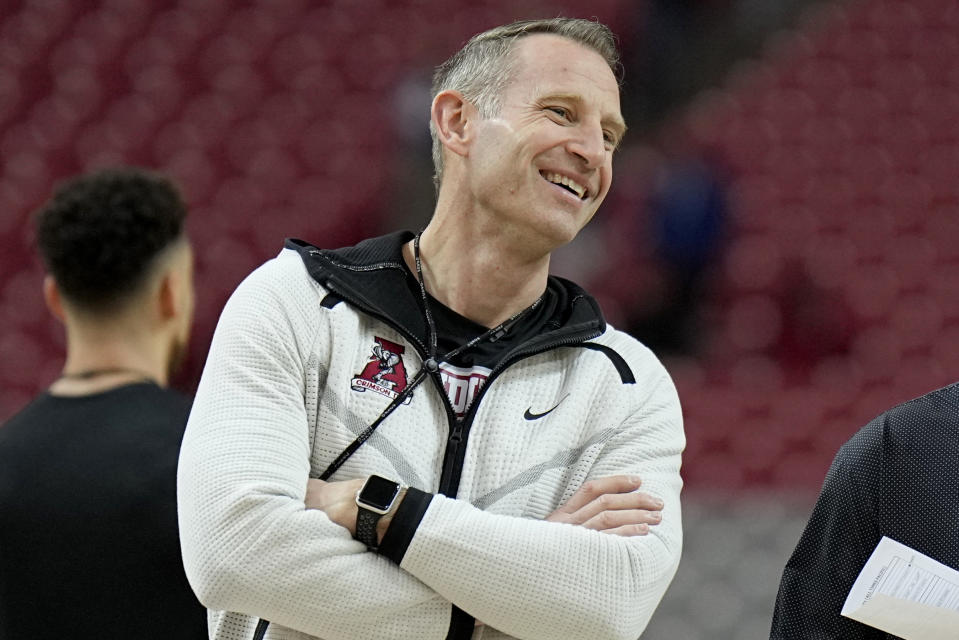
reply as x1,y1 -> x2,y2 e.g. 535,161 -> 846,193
389,355 -> 685,640
176,252 -> 454,640
770,426 -> 888,640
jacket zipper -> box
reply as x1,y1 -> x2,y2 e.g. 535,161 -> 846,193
436,331 -> 601,496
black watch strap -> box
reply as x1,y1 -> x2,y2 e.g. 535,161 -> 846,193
355,507 -> 381,549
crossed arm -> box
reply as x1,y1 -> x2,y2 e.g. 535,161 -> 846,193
299,473 -> 671,638
183,442 -> 679,640
306,474 -> 665,634
182,393 -> 681,640
307,474 -> 665,543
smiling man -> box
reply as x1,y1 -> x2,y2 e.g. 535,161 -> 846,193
178,18 -> 684,640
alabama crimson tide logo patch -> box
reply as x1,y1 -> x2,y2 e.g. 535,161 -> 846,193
351,337 -> 412,403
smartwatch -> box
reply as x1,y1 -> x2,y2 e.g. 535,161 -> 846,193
354,474 -> 402,550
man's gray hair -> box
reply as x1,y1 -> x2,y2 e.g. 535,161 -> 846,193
429,17 -> 621,188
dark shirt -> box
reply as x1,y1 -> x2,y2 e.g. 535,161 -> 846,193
771,382 -> 959,639
425,280 -> 561,370
0,382 -> 207,639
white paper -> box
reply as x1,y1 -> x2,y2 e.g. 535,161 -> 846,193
841,536 -> 959,640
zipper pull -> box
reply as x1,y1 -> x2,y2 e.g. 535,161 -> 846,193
449,419 -> 464,444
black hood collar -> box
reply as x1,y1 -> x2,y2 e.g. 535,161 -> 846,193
285,232 -> 606,356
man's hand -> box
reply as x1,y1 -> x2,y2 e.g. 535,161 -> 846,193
305,477 -> 365,535
546,475 -> 663,536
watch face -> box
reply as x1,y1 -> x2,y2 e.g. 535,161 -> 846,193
360,475 -> 400,512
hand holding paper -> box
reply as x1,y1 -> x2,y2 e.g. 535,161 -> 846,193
842,536 -> 959,640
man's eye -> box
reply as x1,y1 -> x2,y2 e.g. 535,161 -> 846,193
548,106 -> 569,119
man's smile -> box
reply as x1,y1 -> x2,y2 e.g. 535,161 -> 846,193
540,170 -> 589,200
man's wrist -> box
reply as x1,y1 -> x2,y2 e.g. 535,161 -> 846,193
376,486 -> 408,544
376,486 -> 434,565
354,475 -> 405,550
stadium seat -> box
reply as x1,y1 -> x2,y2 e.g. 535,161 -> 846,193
870,60 -> 928,114
924,212 -> 959,266
727,175 -> 781,232
723,295 -> 783,353
820,29 -> 887,78
882,234 -> 938,293
843,264 -> 901,322
888,293 -> 943,352
724,234 -> 783,292
834,87 -> 891,144
791,58 -> 850,112
918,144 -> 959,201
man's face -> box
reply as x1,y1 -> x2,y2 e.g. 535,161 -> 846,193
464,34 -> 625,251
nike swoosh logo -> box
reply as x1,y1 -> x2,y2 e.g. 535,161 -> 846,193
523,394 -> 569,421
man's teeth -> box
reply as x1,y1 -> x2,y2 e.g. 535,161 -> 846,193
543,172 -> 586,199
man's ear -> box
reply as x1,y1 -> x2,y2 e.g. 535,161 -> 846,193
431,89 -> 475,159
157,243 -> 194,327
158,268 -> 180,321
42,275 -> 66,323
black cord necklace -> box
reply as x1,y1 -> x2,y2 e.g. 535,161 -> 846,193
59,367 -> 156,383
412,230 -> 543,369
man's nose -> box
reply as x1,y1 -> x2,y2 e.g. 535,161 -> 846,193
567,121 -> 607,169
